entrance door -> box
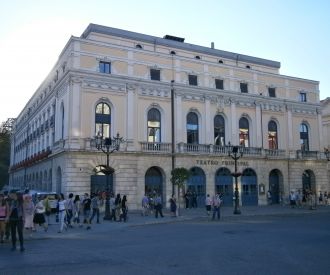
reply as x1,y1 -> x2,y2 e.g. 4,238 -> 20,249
145,167 -> 163,198
269,170 -> 280,204
241,168 -> 258,206
215,167 -> 233,206
187,167 -> 206,207
90,174 -> 113,194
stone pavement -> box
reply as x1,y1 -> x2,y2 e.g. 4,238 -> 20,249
18,204 -> 330,241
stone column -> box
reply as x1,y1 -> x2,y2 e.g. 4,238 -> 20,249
230,99 -> 237,145
317,108 -> 323,149
126,85 -> 135,151
255,101 -> 262,148
205,96 -> 212,144
176,93 -> 183,143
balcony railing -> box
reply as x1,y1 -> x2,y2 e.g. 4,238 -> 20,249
140,142 -> 171,152
265,149 -> 286,157
297,150 -> 319,159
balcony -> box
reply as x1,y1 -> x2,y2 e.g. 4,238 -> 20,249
140,142 -> 171,153
297,150 -> 319,159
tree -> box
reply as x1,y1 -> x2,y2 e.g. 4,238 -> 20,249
0,121 -> 12,190
171,167 -> 190,216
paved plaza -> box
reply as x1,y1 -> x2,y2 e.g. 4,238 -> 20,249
1,205 -> 330,275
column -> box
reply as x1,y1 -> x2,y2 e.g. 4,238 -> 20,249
317,108 -> 324,149
204,97 -> 212,144
126,85 -> 135,151
175,94 -> 183,143
286,104 -> 293,150
230,99 -> 237,145
255,102 -> 262,148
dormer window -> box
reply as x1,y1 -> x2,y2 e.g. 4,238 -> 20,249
99,61 -> 111,74
136,44 -> 142,49
300,92 -> 307,102
195,55 -> 201,60
150,69 -> 160,81
246,65 -> 251,69
218,60 -> 224,64
188,74 -> 198,86
268,87 -> 276,98
170,50 -> 176,55
240,83 -> 248,93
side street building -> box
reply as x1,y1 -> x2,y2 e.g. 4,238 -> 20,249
9,24 -> 330,209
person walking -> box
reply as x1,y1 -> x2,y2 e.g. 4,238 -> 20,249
205,194 -> 212,216
114,194 -> 121,221
90,193 -> 100,224
6,191 -> 25,252
141,194 -> 149,216
82,193 -> 91,230
289,191 -> 296,208
154,194 -> 164,218
33,195 -> 48,232
267,190 -> 272,205
57,193 -> 67,233
169,196 -> 177,217
119,195 -> 128,222
0,194 -> 8,243
23,194 -> 35,236
109,193 -> 116,221
66,193 -> 74,228
212,194 -> 221,221
73,195 -> 82,227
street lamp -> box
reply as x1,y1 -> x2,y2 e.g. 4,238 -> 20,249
91,132 -> 124,220
228,145 -> 243,215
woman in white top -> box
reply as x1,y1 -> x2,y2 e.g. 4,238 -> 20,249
33,196 -> 48,232
205,194 -> 212,216
57,194 -> 67,233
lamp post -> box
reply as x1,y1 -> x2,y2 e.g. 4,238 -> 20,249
92,132 -> 124,220
228,145 -> 243,214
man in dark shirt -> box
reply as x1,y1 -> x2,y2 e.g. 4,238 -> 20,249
82,193 -> 91,230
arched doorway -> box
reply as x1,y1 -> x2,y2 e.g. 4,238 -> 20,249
187,167 -> 206,207
56,167 -> 62,194
215,167 -> 233,206
241,168 -> 258,205
269,169 -> 283,204
302,170 -> 316,194
91,165 -> 114,195
145,167 -> 163,198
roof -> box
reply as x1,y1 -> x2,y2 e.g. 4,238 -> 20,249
81,23 -> 281,69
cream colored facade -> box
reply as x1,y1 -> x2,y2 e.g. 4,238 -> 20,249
9,24 -> 329,209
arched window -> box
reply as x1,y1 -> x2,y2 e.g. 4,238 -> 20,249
95,102 -> 111,138
147,108 -> 161,142
268,120 -> 278,149
239,117 -> 249,147
187,112 -> 199,144
214,115 -> 225,146
300,123 -> 309,151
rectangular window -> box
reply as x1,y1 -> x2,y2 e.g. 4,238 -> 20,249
215,79 -> 224,90
300,92 -> 307,102
268,88 -> 276,98
99,61 -> 111,74
188,74 -> 198,86
150,69 -> 160,81
240,83 -> 248,93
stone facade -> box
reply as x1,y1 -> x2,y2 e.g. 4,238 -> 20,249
9,24 -> 329,210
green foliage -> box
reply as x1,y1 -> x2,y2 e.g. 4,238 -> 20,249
171,167 -> 190,188
0,127 -> 11,189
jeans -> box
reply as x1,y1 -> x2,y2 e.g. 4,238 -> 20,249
59,210 -> 66,232
10,219 -> 24,248
90,208 -> 100,223
212,206 -> 220,220
66,210 -> 73,225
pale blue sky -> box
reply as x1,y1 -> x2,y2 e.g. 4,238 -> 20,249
0,0 -> 329,123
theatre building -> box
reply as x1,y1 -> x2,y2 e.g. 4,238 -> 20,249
9,24 -> 329,209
